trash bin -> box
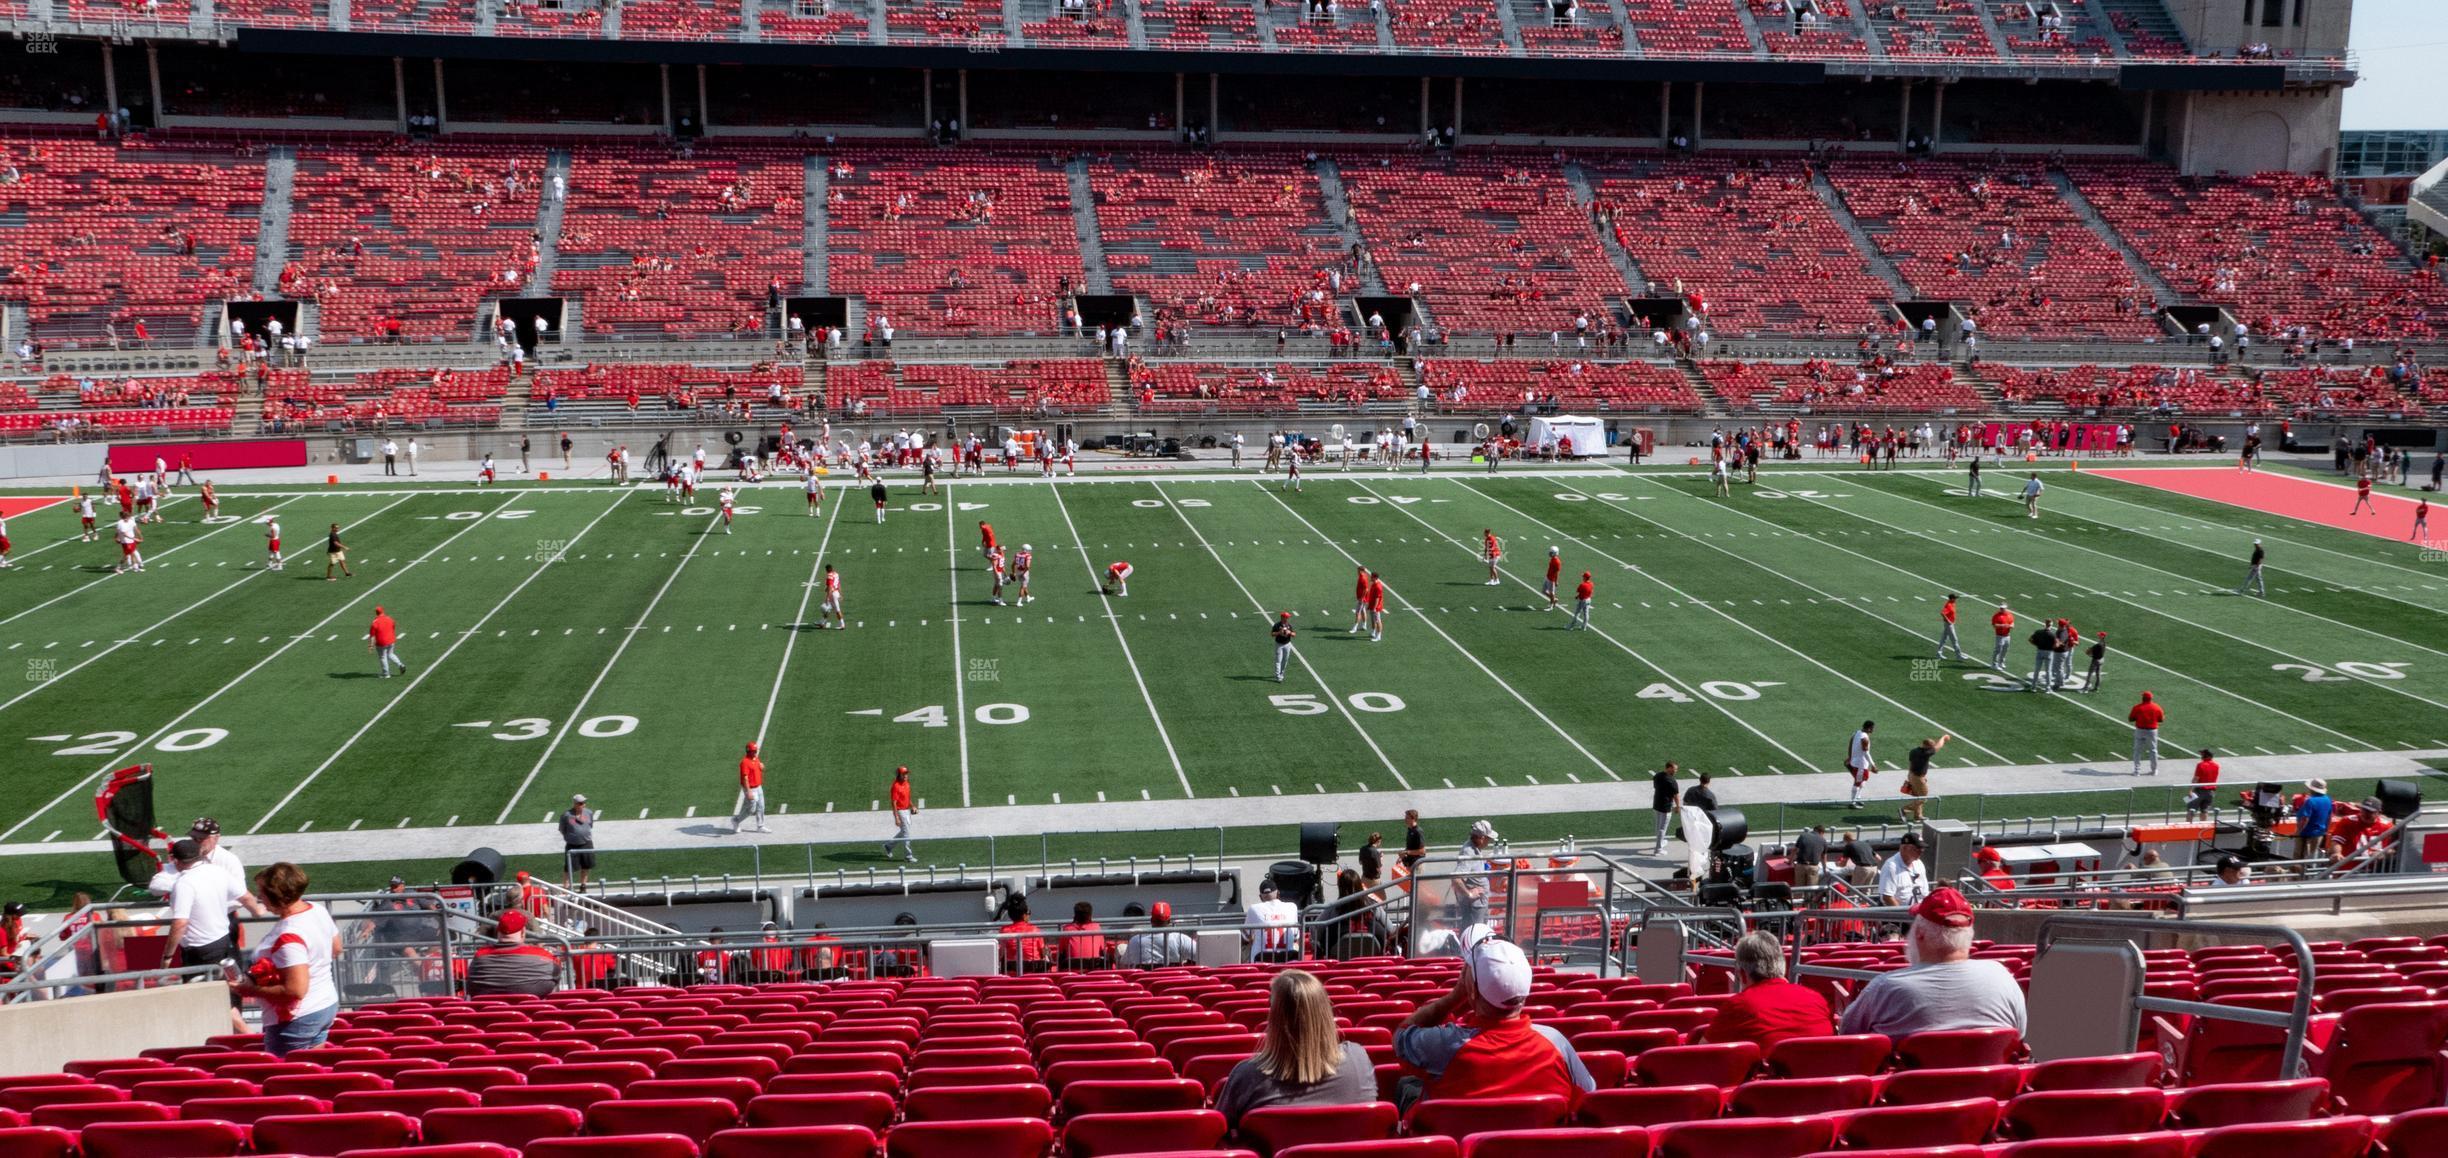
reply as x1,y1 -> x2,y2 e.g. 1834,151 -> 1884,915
1267,860 -> 1321,907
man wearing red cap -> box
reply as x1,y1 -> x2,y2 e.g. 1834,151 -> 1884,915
463,910 -> 558,996
366,606 -> 405,678
2129,691 -> 2164,776
1118,901 -> 1196,967
1568,572 -> 1594,631
733,741 -> 768,833
1840,887 -> 2027,1037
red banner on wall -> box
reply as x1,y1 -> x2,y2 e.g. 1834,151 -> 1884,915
108,439 -> 309,474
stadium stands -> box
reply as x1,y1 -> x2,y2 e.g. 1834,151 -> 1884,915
284,144 -> 548,343
0,136 -> 261,348
1090,152 -> 1345,329
1127,361 -> 1408,413
551,147 -> 804,338
824,148 -> 1081,335
1700,359 -> 1983,412
1337,155 -> 1626,337
1418,359 -> 1705,413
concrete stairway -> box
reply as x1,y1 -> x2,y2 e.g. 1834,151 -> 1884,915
1562,162 -> 1648,297
531,150 -> 574,291
2047,170 -> 2181,305
251,148 -> 298,296
1727,0 -> 1770,56
1808,170 -> 1913,298
1312,160 -> 1387,294
1066,158 -> 1115,296
804,155 -> 831,293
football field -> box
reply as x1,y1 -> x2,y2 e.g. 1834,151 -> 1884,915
3,459 -> 2446,865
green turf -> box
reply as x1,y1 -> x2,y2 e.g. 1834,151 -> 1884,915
3,464 -> 2444,874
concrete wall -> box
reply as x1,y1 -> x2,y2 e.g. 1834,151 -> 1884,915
0,443 -> 110,480
0,982 -> 234,1075
2167,0 -> 2351,58
2174,88 -> 2342,175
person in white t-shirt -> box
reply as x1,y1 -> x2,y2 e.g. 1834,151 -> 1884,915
161,838 -> 249,1029
235,861 -> 342,1056
1244,878 -> 1303,963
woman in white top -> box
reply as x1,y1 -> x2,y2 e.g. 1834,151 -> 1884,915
234,862 -> 342,1056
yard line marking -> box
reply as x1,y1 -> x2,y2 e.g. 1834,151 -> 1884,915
1590,475 -> 2190,751
0,495 -> 301,630
491,505 -> 730,825
0,492 -> 461,842
1850,477 -> 2448,718
0,495 -> 409,719
942,489 -> 974,807
1049,480 -> 1193,798
1157,483 -> 1408,789
755,488 -> 845,760
1511,479 -> 2009,765
1352,480 -> 1816,770
1239,483 -> 1610,784
249,491 -> 635,834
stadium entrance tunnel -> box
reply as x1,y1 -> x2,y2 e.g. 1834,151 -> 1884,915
1354,296 -> 1417,351
495,298 -> 565,354
788,296 -> 851,334
224,300 -> 299,345
2160,303 -> 2236,340
1624,296 -> 1690,333
1894,300 -> 1965,338
1073,294 -> 1139,331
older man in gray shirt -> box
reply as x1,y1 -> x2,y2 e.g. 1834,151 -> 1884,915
558,795 -> 597,891
1842,888 -> 2027,1038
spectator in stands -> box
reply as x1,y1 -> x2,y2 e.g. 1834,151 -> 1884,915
1217,968 -> 1375,1129
2209,854 -> 2250,888
464,909 -> 558,997
1791,824 -> 1828,888
1701,931 -> 1835,1048
1245,878 -> 1302,964
2293,779 -> 2335,861
234,863 -> 341,1057
1060,901 -> 1109,971
1840,887 -> 2027,1037
1119,900 -> 1197,968
1393,937 -> 1595,1110
999,893 -> 1048,973
1876,833 -> 1931,908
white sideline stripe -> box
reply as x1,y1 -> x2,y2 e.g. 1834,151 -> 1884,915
1864,476 -> 2448,715
1157,482 -> 1411,790
943,487 -> 973,808
0,496 -> 147,567
1588,475 -> 2179,750
0,495 -> 283,630
492,505 -> 728,824
1351,479 -> 1818,771
1242,482 -> 1616,785
248,491 -> 637,834
2070,473 -> 2444,589
1503,477 -> 2010,764
1048,480 -> 1194,798
0,493 -> 459,843
1742,473 -> 2379,745
0,496 -> 363,719
756,491 -> 846,750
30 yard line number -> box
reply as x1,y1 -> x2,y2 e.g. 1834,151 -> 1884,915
455,715 -> 638,741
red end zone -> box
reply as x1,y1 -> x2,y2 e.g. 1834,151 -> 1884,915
0,496 -> 68,520
2088,468 -> 2430,540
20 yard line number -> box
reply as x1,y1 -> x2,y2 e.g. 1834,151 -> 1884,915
32,728 -> 229,757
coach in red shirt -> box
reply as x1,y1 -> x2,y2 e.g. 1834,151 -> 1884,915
1701,931 -> 1834,1048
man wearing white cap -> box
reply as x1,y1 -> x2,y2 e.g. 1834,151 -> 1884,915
1451,821 -> 1499,927
1393,937 -> 1594,1110
1840,887 -> 2026,1037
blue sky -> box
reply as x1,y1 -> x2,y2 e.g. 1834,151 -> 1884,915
2342,0 -> 2448,130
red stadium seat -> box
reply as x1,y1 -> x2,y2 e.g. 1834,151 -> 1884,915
885,1118 -> 1059,1158
1632,1044 -> 1759,1089
1456,1127 -> 1648,1158
743,1092 -> 898,1131
905,1084 -> 1053,1122
30,1101 -> 175,1130
1235,1104 -> 1399,1157
422,1104 -> 588,1149
1877,1065 -> 2025,1106
1277,1140 -> 1460,1158
0,1127 -> 79,1158
176,1094 -> 332,1126
1573,1087 -> 1722,1128
1650,1115 -> 1835,1158
2191,1117 -> 2377,1158
252,1110 -> 423,1155
704,1125 -> 881,1158
1892,1029 -> 2024,1070
481,1084 -> 626,1113
2311,1001 -> 2448,1114
1061,1109 -> 1229,1157
1060,1079 -> 1206,1119
76,1119 -> 249,1158
1763,1035 -> 1892,1079
2021,1054 -> 2163,1092
526,1137 -> 706,1158
1403,1096 -> 1571,1139
266,1072 -> 393,1100
586,1100 -> 742,1145
336,1089 -> 485,1117
1728,1076 -> 1876,1117
1993,1136 -> 2188,1157
1999,1089 -> 2167,1141
2379,1107 -> 2448,1157
2164,1078 -> 2330,1128
1831,1098 -> 2002,1149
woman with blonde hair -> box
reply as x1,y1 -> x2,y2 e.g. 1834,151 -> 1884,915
1215,969 -> 1374,1130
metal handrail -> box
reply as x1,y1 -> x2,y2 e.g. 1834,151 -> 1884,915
2035,913 -> 2319,1076
0,964 -> 227,1003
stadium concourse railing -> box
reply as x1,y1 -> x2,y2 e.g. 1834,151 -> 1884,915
0,889 -> 462,1008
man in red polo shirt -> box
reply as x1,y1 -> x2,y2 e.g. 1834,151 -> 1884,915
1701,931 -> 1834,1049
2186,749 -> 2220,818
2129,691 -> 2164,777
1935,593 -> 1964,661
732,741 -> 768,834
1987,603 -> 2014,670
1394,938 -> 1595,1111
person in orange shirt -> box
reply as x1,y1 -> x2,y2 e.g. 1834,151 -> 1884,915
1352,564 -> 1373,633
1481,529 -> 1503,586
1543,547 -> 1563,609
1934,593 -> 1963,661
1987,603 -> 2015,670
2128,691 -> 2164,777
365,605 -> 406,678
732,741 -> 769,833
978,520 -> 997,563
1368,571 -> 1387,643
884,766 -> 917,862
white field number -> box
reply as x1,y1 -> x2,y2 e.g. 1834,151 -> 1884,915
1635,681 -> 1780,703
890,704 -> 1031,727
2273,662 -> 2410,682
456,715 -> 638,741
1965,671 -> 2088,691
670,506 -> 761,517
35,728 -> 227,756
427,510 -> 535,521
1272,692 -> 1407,715
1137,498 -> 1211,508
